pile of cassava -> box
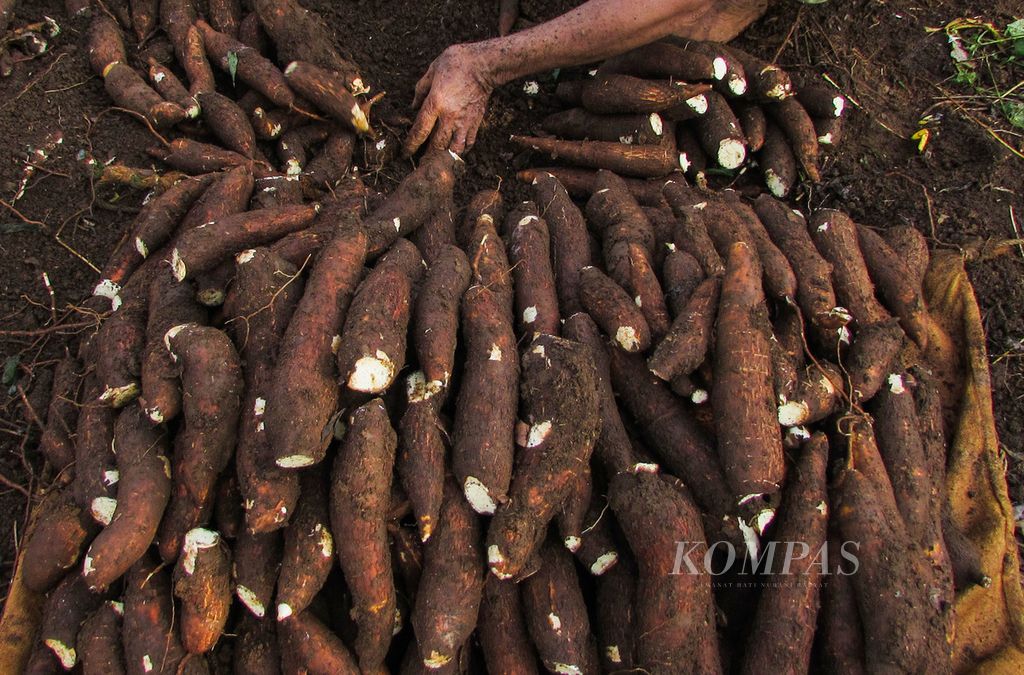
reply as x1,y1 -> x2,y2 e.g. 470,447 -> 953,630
9,2 -> 976,674
514,38 -> 846,198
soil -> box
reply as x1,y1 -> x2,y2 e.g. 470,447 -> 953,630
0,0 -> 1021,599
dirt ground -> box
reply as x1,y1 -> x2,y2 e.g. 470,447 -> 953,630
0,0 -> 1021,597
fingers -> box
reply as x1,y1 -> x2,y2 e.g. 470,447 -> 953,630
412,65 -> 435,110
404,101 -> 439,157
428,116 -> 456,153
498,0 -> 519,36
464,115 -> 483,152
451,127 -> 469,156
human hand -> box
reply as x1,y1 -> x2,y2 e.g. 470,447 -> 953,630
404,43 -> 496,156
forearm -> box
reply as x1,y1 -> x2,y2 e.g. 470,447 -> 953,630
476,0 -> 708,85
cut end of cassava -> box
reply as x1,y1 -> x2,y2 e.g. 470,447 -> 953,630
185,101 -> 201,119
91,496 -> 117,526
564,536 -> 581,552
285,158 -> 302,176
424,651 -> 453,669
778,400 -> 810,427
406,370 -> 442,403
237,586 -> 266,617
350,77 -> 370,96
44,640 -> 77,669
197,288 -> 226,307
887,373 -> 906,394
170,248 -> 186,281
606,645 -> 622,664
487,544 -> 513,579
614,325 -> 641,352
832,95 -> 846,117
316,524 -> 333,557
236,249 -> 257,265
712,57 -> 727,80
276,454 -> 316,469
464,476 -> 497,515
765,169 -> 788,198
728,75 -> 747,96
717,139 -> 746,169
182,528 -> 220,575
678,152 -> 691,171
632,462 -> 659,474
818,132 -> 834,145
145,406 -> 164,424
103,470 -> 119,486
691,389 -> 709,404
82,552 -> 96,577
277,603 -> 293,621
350,103 -> 370,134
418,516 -> 433,543
551,663 -> 583,675
98,382 -> 139,408
526,420 -> 552,448
347,351 -> 396,393
754,508 -> 775,535
590,551 -> 619,575
738,517 -> 760,561
687,94 -> 708,115
163,323 -> 189,353
649,112 -> 664,135
784,425 -> 811,446
93,278 -> 121,303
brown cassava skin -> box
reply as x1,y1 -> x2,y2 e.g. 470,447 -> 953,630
531,171 -> 592,316
834,466 -> 950,673
39,573 -> 108,670
178,164 -> 256,237
456,188 -> 504,249
38,351 -> 82,471
410,479 -> 484,669
196,20 -> 294,108
647,275 -> 721,380
233,615 -> 281,675
408,199 -> 456,264
882,225 -> 930,289
284,61 -> 368,134
606,347 -> 735,528
194,262 -> 234,307
222,247 -> 304,532
752,194 -> 843,329
578,265 -> 651,353
846,319 -> 906,403
857,223 -> 929,348
254,171 -> 306,208
814,114 -> 845,147
595,551 -> 637,671
207,0 -> 241,37
139,270 -> 205,424
466,209 -> 515,323
510,134 -> 681,178
82,406 -> 171,592
103,62 -> 187,128
478,575 -> 539,675
609,471 -> 722,674
79,600 -> 126,675
182,25 -> 216,96
642,205 -> 676,269
541,107 -> 666,145
797,82 -> 846,118
713,241 -> 784,499
277,123 -> 331,171
398,375 -> 448,544
694,90 -> 747,169
740,433 -> 828,675
722,45 -> 793,101
253,0 -> 362,84
662,247 -> 704,317
157,325 -> 242,561
600,40 -> 718,81
507,202 -> 560,337
572,493 -> 620,575
233,529 -> 282,618
777,361 -> 845,427
817,536 -> 867,675
149,138 -> 251,174
626,241 -> 672,339
670,38 -> 747,95
662,180 -> 725,276
159,0 -> 196,51
721,192 -> 798,300
487,334 -> 601,580
452,283 -> 518,514
196,91 -> 257,158
336,238 -> 423,394
561,313 -> 636,475
171,203 -> 320,280
172,529 -> 232,653
363,149 -> 462,256
808,209 -> 889,327
87,14 -> 127,76
94,293 -> 147,408
757,122 -> 798,198
520,538 -> 600,675
765,97 -> 821,181
413,244 -> 471,393
675,124 -> 709,181
580,72 -> 710,114
72,380 -> 118,521
555,79 -> 584,105
736,104 -> 767,151
518,166 -> 669,207
329,399 -> 398,671
148,62 -> 198,118
21,487 -> 97,593
265,224 -> 367,469
124,554 -> 192,674
302,129 -> 357,193
278,611 -> 360,675
276,471 -> 334,620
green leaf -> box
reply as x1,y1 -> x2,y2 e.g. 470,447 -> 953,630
2,356 -> 19,387
1009,19 -> 1024,56
1000,100 -> 1024,129
226,51 -> 239,86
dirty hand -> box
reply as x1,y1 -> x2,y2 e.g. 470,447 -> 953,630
405,43 -> 496,156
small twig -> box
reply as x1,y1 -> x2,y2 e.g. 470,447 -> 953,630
0,53 -> 68,112
1010,205 -> 1023,259
0,319 -> 95,338
0,470 -> 30,499
97,107 -> 172,147
772,7 -> 803,64
0,198 -> 47,231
